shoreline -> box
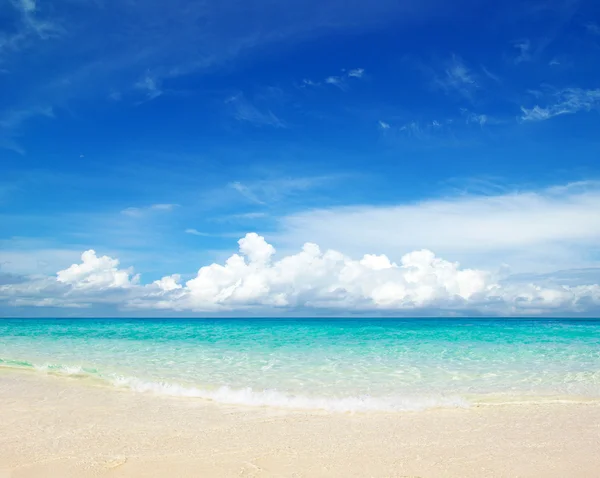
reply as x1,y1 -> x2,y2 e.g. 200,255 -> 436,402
2,371 -> 599,477
3,364 -> 599,412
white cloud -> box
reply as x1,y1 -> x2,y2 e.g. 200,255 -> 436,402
229,181 -> 266,205
56,250 -> 139,290
229,176 -> 335,205
153,274 -> 182,292
347,68 -> 364,78
225,93 -> 285,128
325,76 -> 343,87
274,181 -> 600,274
481,66 -> 501,83
301,79 -> 320,87
9,0 -> 63,41
235,212 -> 268,219
520,105 -> 552,121
3,233 -> 600,315
11,297 -> 90,308
185,228 -> 211,236
304,68 -> 365,90
0,106 -> 54,154
521,88 -> 600,121
378,120 -> 390,130
0,0 -> 63,64
151,203 -> 177,211
121,203 -> 178,217
395,120 -> 451,141
512,39 -> 531,63
135,73 -> 163,100
435,55 -> 477,97
0,246 -> 82,276
17,0 -> 36,13
461,109 -> 491,126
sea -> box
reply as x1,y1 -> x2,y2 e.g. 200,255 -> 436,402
1,318 -> 599,412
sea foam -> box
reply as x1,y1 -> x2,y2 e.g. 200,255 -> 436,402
1,356 -> 468,412
110,375 -> 470,412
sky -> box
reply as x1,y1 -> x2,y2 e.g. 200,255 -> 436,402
1,0 -> 600,316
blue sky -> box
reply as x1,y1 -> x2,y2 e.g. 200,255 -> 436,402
1,0 -> 600,316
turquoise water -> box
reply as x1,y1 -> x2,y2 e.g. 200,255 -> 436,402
1,318 -> 599,411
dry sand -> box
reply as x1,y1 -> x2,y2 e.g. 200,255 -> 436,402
1,370 -> 599,477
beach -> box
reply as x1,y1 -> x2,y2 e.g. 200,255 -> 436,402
1,370 -> 599,478
1,318 -> 599,476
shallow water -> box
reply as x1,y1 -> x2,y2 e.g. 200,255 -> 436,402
1,318 -> 599,411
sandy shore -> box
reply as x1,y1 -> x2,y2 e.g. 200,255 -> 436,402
1,371 -> 599,477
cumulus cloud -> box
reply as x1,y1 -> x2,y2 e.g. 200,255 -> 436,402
56,250 -> 139,290
2,233 -> 600,316
153,274 -> 182,292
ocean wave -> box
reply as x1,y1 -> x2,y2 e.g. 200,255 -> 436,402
111,375 -> 470,412
0,356 -> 469,412
0,358 -> 97,377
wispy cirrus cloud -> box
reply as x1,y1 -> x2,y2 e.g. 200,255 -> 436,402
184,228 -> 211,236
481,66 -> 501,83
229,181 -> 266,205
274,181 -> 600,275
229,176 -> 339,206
225,93 -> 285,128
460,109 -> 502,126
434,55 -> 478,98
376,117 -> 460,145
1,0 -> 412,145
1,0 -> 63,57
301,67 -> 365,90
512,39 -> 531,64
121,203 -> 179,217
347,68 -> 365,78
227,212 -> 268,220
0,106 -> 54,154
520,87 -> 600,122
134,73 -> 163,101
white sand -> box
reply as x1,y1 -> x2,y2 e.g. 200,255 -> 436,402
1,371 -> 599,477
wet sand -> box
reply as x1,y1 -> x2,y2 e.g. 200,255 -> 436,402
1,371 -> 599,477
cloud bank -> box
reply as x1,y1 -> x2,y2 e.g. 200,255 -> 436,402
274,181 -> 600,274
2,233 -> 599,316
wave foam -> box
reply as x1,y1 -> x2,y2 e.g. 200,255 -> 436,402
111,376 -> 470,412
34,363 -> 88,375
2,356 -> 469,412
